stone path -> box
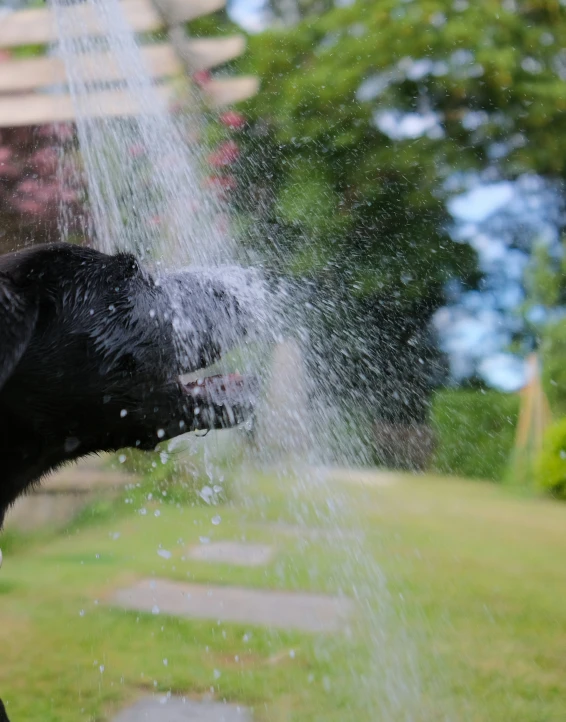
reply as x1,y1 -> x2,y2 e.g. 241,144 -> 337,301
188,542 -> 274,567
111,578 -> 355,633
6,456 -> 131,531
112,697 -> 251,722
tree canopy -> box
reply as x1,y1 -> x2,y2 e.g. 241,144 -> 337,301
233,0 -> 566,307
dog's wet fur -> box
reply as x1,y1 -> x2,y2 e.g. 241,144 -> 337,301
0,243 -> 260,528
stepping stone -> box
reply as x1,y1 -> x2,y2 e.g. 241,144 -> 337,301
111,579 -> 354,633
188,542 -> 273,567
113,696 -> 251,721
255,523 -> 361,543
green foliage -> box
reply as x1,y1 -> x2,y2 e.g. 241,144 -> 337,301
541,318 -> 566,415
524,241 -> 562,310
187,10 -> 241,38
237,0 -> 566,300
431,389 -> 519,481
534,417 -> 566,499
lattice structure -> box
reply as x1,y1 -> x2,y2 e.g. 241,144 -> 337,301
0,0 -> 258,126
0,0 -> 257,247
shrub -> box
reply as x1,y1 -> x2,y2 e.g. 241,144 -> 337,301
534,418 -> 566,499
541,318 -> 566,416
431,389 -> 519,481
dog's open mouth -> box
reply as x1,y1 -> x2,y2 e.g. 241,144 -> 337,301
181,373 -> 259,431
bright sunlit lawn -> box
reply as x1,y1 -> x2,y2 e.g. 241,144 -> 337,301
1,469 -> 565,722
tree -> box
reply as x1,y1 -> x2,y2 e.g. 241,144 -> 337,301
224,0 -> 566,444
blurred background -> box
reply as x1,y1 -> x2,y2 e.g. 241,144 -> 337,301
1,1 -> 566,720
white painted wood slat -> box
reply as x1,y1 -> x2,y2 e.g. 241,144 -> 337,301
0,36 -> 245,93
0,0 -> 225,49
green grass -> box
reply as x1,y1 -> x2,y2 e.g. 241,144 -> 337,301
1,469 -> 566,721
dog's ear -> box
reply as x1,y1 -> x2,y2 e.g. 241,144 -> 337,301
0,273 -> 38,391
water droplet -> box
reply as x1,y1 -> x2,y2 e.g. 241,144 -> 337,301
79,609 -> 85,617
211,515 -> 221,526
157,549 -> 171,559
119,454 -> 127,464
152,605 -> 160,615
163,658 -> 168,666
120,409 -> 128,418
213,669 -> 221,679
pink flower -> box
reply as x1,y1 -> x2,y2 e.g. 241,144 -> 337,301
38,123 -> 74,141
17,179 -> 42,195
0,155 -> 21,180
0,146 -> 13,163
29,147 -> 58,175
59,188 -> 78,203
219,111 -> 246,130
208,140 -> 239,167
33,181 -> 60,204
10,197 -> 47,216
193,70 -> 211,88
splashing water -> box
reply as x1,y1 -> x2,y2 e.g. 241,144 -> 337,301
51,0 -> 232,266
48,0 -> 442,718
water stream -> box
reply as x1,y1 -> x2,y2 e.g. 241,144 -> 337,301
48,0 -> 436,718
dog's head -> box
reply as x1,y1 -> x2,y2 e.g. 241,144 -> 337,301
0,243 -> 261,480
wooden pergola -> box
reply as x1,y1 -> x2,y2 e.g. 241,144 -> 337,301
0,0 -> 259,128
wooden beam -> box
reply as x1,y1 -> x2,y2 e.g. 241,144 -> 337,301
206,76 -> 260,107
0,86 -> 176,127
0,37 -> 245,93
178,35 -> 246,71
0,77 -> 257,127
0,0 -> 225,49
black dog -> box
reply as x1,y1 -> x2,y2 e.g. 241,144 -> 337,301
0,242 -> 262,530
0,242 -> 265,721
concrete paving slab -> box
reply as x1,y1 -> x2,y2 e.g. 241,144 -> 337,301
111,578 -> 354,633
112,697 -> 251,722
252,523 -> 362,543
188,542 -> 273,567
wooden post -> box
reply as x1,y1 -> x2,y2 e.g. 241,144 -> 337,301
510,353 -> 552,487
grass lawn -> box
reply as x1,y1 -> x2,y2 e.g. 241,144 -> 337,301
1,468 -> 565,721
